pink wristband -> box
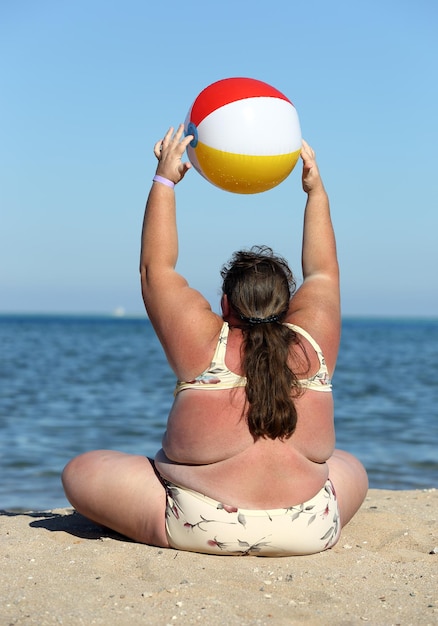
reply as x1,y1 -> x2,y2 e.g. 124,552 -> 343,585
153,175 -> 175,188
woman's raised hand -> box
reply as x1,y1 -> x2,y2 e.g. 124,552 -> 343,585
300,139 -> 325,195
154,124 -> 193,184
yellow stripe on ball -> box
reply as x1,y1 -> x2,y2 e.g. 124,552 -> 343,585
196,142 -> 301,194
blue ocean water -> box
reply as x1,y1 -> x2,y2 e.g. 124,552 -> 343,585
1,315 -> 437,511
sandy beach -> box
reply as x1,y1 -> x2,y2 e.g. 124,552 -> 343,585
2,489 -> 437,625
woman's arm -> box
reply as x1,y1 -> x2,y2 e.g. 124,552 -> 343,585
139,125 -> 221,378
140,125 -> 191,287
288,141 -> 341,369
300,140 -> 339,283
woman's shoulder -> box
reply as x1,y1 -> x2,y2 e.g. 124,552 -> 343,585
285,313 -> 340,375
160,311 -> 225,381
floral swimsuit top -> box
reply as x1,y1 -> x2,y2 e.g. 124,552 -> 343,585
175,322 -> 332,395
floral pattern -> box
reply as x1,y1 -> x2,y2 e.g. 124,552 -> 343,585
164,479 -> 340,557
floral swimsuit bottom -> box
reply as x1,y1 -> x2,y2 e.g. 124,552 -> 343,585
162,478 -> 340,557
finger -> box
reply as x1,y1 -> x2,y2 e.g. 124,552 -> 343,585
172,124 -> 194,153
171,129 -> 194,156
153,139 -> 163,159
180,132 -> 194,150
174,123 -> 185,140
178,161 -> 192,179
301,139 -> 312,155
300,146 -> 315,166
300,147 -> 311,163
161,126 -> 174,149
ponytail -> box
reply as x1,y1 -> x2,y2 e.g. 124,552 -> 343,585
221,246 -> 309,440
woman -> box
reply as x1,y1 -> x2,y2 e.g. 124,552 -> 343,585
62,125 -> 368,556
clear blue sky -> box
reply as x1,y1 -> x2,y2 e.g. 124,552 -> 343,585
1,0 -> 437,317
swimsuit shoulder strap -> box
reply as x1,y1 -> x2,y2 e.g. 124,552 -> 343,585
212,321 -> 230,365
284,323 -> 326,367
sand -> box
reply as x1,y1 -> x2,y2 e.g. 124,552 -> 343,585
1,489 -> 437,625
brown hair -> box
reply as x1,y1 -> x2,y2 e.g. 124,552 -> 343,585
221,246 -> 309,440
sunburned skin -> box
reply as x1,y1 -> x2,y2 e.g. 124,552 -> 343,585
155,322 -> 335,509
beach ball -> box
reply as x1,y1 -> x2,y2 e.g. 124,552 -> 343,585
184,77 -> 301,194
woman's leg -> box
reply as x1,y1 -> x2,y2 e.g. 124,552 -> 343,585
62,450 -> 169,547
326,449 -> 369,527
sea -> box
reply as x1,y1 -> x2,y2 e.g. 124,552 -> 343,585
1,315 -> 437,511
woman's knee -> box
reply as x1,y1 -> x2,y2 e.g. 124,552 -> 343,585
61,451 -> 169,546
61,450 -> 106,505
